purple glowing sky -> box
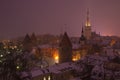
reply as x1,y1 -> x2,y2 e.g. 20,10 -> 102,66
0,0 -> 120,39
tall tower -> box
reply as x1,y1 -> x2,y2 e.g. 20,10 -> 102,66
23,34 -> 32,52
84,9 -> 92,40
79,27 -> 86,45
31,32 -> 37,46
59,32 -> 72,63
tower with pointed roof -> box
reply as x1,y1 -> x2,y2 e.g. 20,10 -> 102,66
59,32 -> 72,63
84,9 -> 92,40
79,27 -> 86,45
31,32 -> 37,46
23,34 -> 32,52
23,34 -> 31,44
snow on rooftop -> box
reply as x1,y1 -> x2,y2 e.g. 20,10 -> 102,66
38,44 -> 58,49
48,62 -> 74,73
70,77 -> 82,80
92,65 -> 104,72
103,47 -> 118,59
20,71 -> 29,78
72,43 -> 80,50
31,69 -> 44,77
81,54 -> 108,65
21,62 -> 76,78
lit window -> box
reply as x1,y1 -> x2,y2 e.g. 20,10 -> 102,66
7,51 -> 10,54
14,46 -> 17,48
48,76 -> 51,80
43,77 -> 46,80
54,52 -> 59,63
16,65 -> 20,70
0,54 -> 3,57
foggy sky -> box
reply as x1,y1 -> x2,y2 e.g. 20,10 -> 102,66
0,0 -> 120,39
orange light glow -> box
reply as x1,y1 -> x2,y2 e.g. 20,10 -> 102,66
72,57 -> 77,61
53,50 -> 59,63
110,39 -> 116,46
72,53 -> 81,61
85,22 -> 91,27
55,56 -> 59,60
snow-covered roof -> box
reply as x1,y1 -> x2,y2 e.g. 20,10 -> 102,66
38,44 -> 58,49
31,69 -> 44,77
103,48 -> 118,59
20,62 -> 76,78
81,54 -> 108,65
48,62 -> 74,74
92,65 -> 104,73
70,77 -> 82,80
72,43 -> 80,50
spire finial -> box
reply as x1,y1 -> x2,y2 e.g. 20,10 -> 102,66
85,8 -> 91,27
82,24 -> 84,34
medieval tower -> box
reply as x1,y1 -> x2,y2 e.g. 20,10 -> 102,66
84,9 -> 92,40
59,32 -> 72,63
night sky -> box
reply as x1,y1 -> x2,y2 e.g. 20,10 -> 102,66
1,0 -> 120,39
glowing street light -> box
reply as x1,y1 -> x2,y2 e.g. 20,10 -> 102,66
0,54 -> 3,57
16,65 -> 20,70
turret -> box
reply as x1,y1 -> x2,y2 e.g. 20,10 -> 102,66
23,34 -> 32,52
31,32 -> 37,46
59,32 -> 72,63
79,27 -> 86,45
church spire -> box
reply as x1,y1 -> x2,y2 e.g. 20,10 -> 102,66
85,8 -> 91,27
82,27 -> 84,35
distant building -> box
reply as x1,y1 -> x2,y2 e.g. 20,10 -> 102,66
79,27 -> 86,45
31,32 -> 37,46
23,33 -> 37,52
22,9 -> 106,64
59,32 -> 72,63
23,34 -> 32,51
20,62 -> 76,80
